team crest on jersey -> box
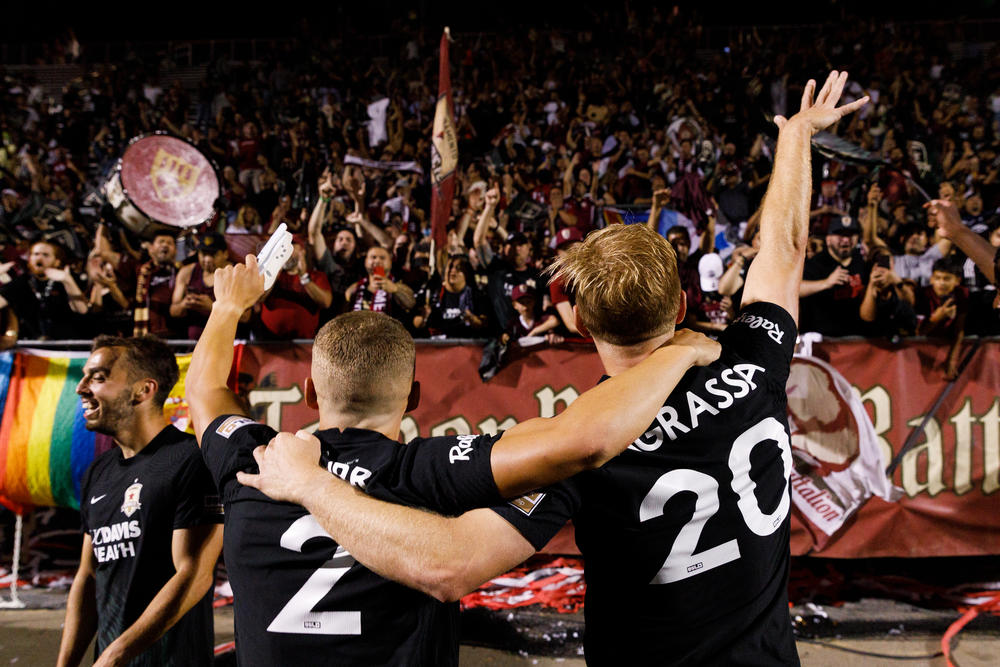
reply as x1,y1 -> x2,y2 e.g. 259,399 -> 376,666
216,416 -> 255,438
509,491 -> 545,516
121,480 -> 143,517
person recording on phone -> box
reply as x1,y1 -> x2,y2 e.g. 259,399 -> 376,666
344,245 -> 415,322
859,246 -> 917,339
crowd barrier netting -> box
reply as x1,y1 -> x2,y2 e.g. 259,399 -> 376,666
1,338 -> 997,558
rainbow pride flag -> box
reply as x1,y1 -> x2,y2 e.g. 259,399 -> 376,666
0,350 -> 193,513
0,350 -> 94,512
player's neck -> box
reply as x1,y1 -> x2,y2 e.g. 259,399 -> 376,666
594,330 -> 675,377
114,412 -> 170,458
318,410 -> 403,442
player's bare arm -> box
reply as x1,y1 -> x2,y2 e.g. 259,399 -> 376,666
927,198 -> 996,284
241,328 -> 719,502
240,431 -> 536,602
742,71 -> 868,323
90,524 -> 223,667
186,255 -> 265,444
487,328 -> 720,497
56,536 -> 98,667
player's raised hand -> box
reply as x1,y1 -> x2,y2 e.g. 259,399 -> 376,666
667,329 -> 721,367
774,71 -> 868,133
213,254 -> 266,311
237,430 -> 325,504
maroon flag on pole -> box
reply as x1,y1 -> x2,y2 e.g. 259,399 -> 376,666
430,27 -> 458,251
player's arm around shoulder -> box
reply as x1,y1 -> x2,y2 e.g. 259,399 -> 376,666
489,329 -> 720,498
238,431 -> 535,602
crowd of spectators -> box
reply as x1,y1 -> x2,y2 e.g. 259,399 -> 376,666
0,9 -> 998,378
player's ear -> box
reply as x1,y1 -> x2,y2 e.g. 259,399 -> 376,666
304,377 -> 319,409
572,304 -> 590,337
134,379 -> 156,404
675,290 -> 687,324
406,381 -> 420,413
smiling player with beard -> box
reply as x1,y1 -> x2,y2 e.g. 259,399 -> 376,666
57,335 -> 222,667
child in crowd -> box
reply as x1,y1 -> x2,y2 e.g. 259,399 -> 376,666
501,285 -> 562,345
916,259 -> 969,379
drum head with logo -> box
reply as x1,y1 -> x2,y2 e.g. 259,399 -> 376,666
119,134 -> 220,229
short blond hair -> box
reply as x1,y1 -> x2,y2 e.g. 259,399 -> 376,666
549,224 -> 681,346
312,311 -> 415,415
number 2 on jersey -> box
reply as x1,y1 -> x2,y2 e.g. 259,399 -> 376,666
268,514 -> 361,635
639,417 -> 792,585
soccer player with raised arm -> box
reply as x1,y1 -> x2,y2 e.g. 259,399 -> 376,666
241,71 -> 868,665
185,253 -> 718,664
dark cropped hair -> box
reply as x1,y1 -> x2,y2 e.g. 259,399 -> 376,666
92,335 -> 179,407
931,258 -> 963,278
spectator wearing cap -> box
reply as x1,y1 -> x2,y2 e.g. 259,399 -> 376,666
809,179 -> 849,236
695,252 -> 733,332
548,227 -> 586,337
501,284 -> 562,346
171,232 -> 243,339
916,259 -> 969,379
474,188 -> 540,334
892,222 -> 952,286
256,239 -> 332,339
800,215 -> 869,337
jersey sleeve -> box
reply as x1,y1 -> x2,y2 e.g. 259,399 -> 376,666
172,445 -> 225,529
369,433 -> 506,515
200,414 -> 277,503
489,479 -> 580,551
719,301 -> 797,387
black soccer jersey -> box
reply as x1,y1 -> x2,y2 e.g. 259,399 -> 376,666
493,301 -> 800,666
80,426 -> 221,667
201,416 -> 507,666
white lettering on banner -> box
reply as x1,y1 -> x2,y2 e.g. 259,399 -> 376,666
790,472 -> 844,535
734,312 -> 785,344
249,386 -> 304,430
629,364 -> 765,453
449,435 -> 477,464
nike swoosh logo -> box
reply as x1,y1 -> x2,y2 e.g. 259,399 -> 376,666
90,494 -> 107,504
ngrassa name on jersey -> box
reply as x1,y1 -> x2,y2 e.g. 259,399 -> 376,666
629,363 -> 766,452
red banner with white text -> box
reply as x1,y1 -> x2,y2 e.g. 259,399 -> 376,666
233,339 -> 1000,558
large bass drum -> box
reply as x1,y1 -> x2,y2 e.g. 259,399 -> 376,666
103,133 -> 220,237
